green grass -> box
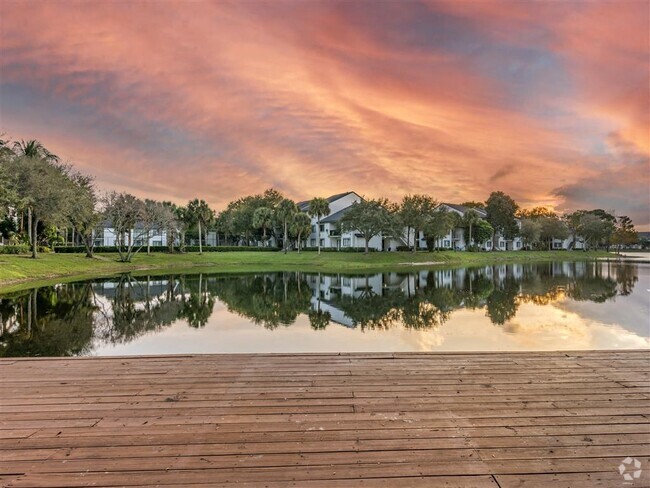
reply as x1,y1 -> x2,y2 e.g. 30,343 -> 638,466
0,250 -> 612,293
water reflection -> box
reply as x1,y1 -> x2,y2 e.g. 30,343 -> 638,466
0,261 -> 646,357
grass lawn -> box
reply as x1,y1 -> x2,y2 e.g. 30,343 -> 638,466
0,249 -> 612,292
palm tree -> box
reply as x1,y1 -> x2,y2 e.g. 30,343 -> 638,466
12,139 -> 59,162
11,140 -> 59,246
275,199 -> 298,254
291,212 -> 312,253
186,199 -> 214,254
253,206 -> 274,247
463,209 -> 482,249
308,198 -> 330,254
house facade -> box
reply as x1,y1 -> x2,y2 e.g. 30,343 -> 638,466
297,192 -> 391,251
94,222 -> 169,248
296,193 -> 528,252
417,203 -> 523,251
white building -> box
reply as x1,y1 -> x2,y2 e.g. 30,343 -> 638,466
297,192 -> 395,251
296,194 -> 525,252
94,222 -> 169,248
423,203 -> 523,251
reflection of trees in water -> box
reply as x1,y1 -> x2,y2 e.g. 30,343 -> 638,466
485,277 -> 520,325
99,273 -> 217,343
0,261 -> 642,357
0,283 -> 96,357
210,272 -> 312,329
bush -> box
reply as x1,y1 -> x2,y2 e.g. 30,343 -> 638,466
299,247 -> 377,253
54,245 -> 281,254
0,244 -> 30,254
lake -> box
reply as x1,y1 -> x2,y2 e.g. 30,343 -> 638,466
1,260 -> 648,357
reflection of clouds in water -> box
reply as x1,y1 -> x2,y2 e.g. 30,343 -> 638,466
3,263 -> 649,357
401,303 -> 649,353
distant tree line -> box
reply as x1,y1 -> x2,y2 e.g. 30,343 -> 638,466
0,136 -> 643,260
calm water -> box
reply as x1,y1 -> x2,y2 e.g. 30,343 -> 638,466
1,261 -> 648,357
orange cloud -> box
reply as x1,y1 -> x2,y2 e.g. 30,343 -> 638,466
0,1 -> 647,226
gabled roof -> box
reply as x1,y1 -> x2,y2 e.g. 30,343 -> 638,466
321,206 -> 353,223
441,203 -> 488,218
297,192 -> 357,212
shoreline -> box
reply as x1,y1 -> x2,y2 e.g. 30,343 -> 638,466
0,250 -> 613,293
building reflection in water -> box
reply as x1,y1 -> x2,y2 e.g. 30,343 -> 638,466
0,261 -> 643,357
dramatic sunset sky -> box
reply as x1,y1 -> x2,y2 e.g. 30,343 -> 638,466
1,1 -> 648,227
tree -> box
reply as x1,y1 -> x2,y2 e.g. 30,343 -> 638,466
307,197 -> 330,254
518,207 -> 556,219
275,199 -> 298,253
12,139 -> 59,162
339,198 -> 393,254
253,207 -> 274,246
8,156 -> 73,258
578,213 -> 614,250
142,200 -> 169,255
291,212 -> 312,253
102,192 -> 147,262
399,195 -> 438,251
539,216 -> 569,250
160,202 -> 180,253
68,173 -> 100,258
422,208 -> 458,250
472,219 -> 494,248
462,209 -> 482,247
460,201 -> 485,210
186,199 -> 214,254
174,205 -> 191,252
612,216 -> 638,252
485,191 -> 519,251
520,218 -> 542,250
8,140 -> 61,247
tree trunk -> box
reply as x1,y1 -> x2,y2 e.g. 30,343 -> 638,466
85,234 -> 94,258
364,236 -> 369,254
198,221 -> 203,254
469,223 -> 473,248
28,207 -> 33,246
317,218 -> 321,255
147,230 -> 151,255
297,233 -> 302,253
31,215 -> 38,259
283,221 -> 288,254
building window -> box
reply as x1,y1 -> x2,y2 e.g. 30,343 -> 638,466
486,242 -> 492,248
310,239 -> 316,247
312,225 -> 316,233
499,242 -> 505,249
319,224 -> 325,232
320,239 -> 325,247
443,240 -> 450,248
342,238 -> 350,247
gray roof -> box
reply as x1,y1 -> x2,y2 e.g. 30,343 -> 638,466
441,203 -> 488,218
321,206 -> 353,223
297,192 -> 356,212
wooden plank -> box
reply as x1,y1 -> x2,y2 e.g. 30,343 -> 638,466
0,351 -> 648,486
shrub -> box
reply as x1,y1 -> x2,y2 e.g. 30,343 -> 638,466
0,244 -> 30,254
299,247 -> 377,253
54,245 -> 281,254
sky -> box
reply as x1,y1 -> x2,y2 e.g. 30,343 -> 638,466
0,1 -> 648,228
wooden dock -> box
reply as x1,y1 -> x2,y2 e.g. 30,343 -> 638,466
1,351 -> 649,487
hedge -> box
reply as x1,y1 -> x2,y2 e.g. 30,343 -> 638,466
0,244 -> 30,254
299,247 -> 377,253
54,245 -> 281,254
